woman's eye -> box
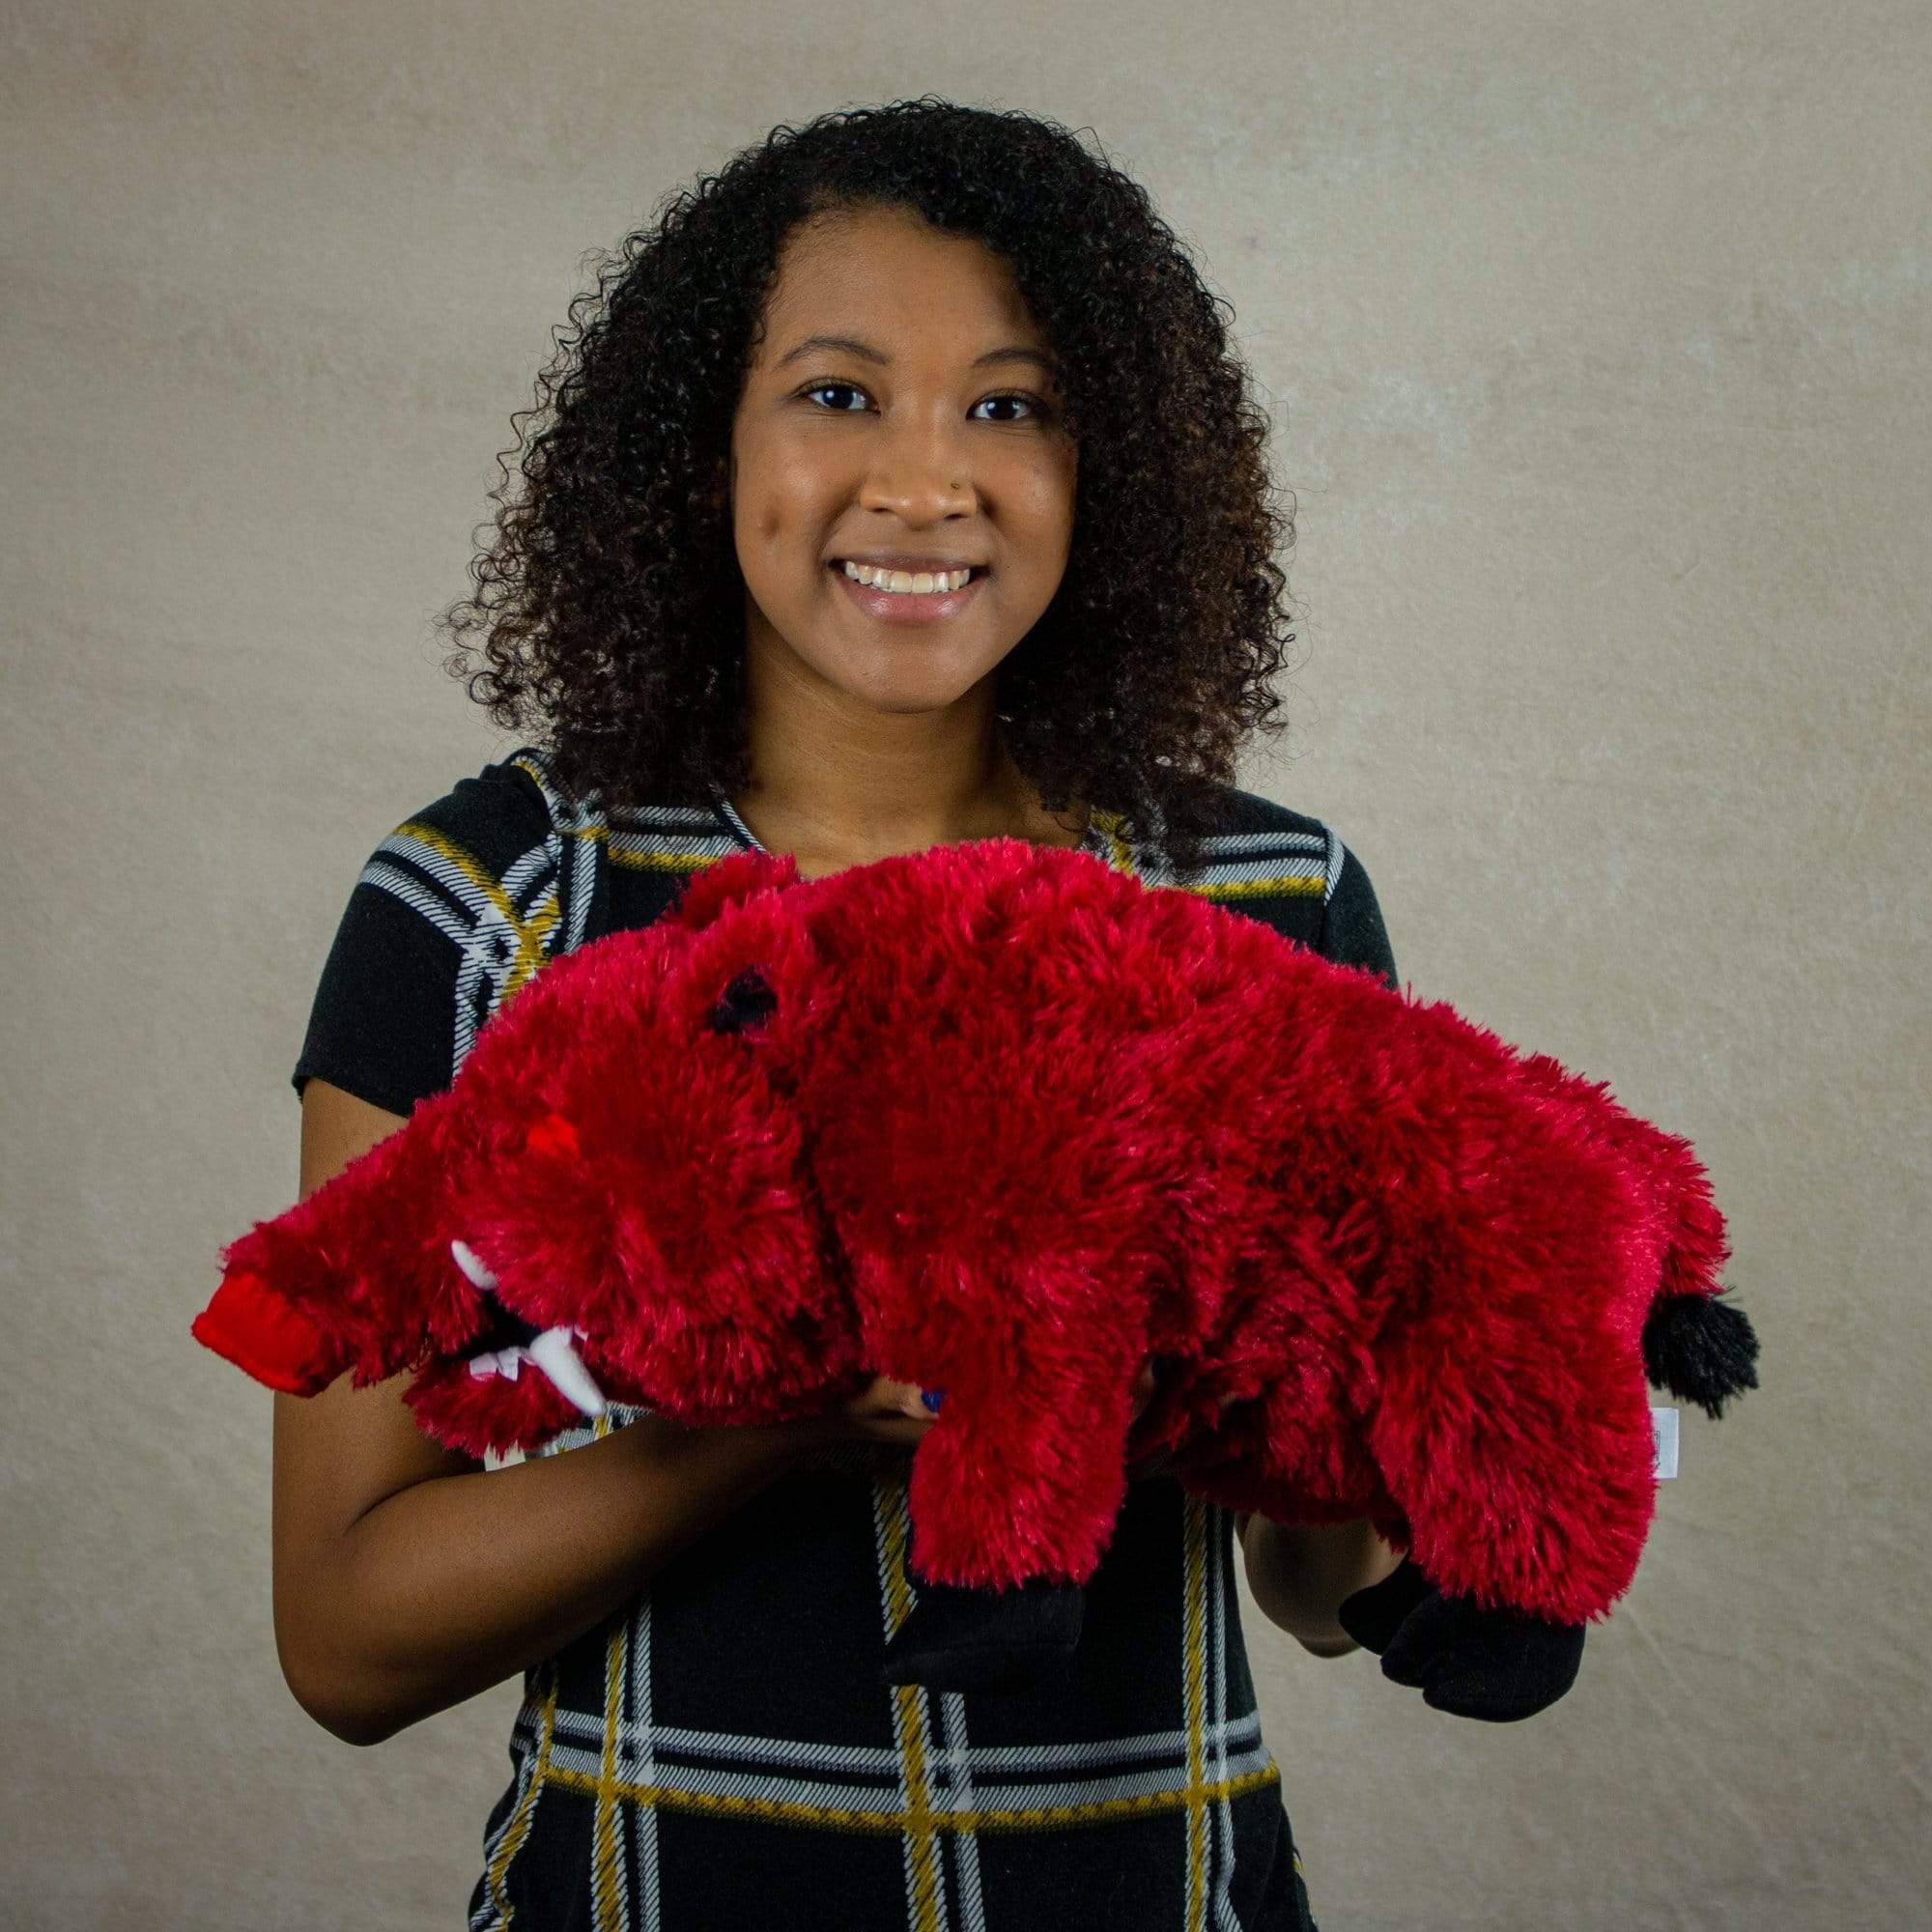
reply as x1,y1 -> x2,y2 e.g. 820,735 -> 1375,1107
972,392 -> 1046,424
802,382 -> 868,412
798,383 -> 1047,423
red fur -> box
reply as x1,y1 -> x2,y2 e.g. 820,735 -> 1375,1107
189,1271 -> 340,1394
197,838 -> 1732,1627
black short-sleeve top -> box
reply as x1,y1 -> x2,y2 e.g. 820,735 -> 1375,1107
291,746 -> 1399,1932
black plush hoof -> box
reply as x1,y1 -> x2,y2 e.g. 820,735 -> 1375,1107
1378,1590 -> 1587,1722
1337,1554 -> 1435,1654
879,1577 -> 1086,1693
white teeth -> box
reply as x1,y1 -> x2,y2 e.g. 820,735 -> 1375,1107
467,1349 -> 526,1381
527,1326 -> 609,1418
451,1239 -> 498,1291
465,1329 -> 606,1418
841,561 -> 973,594
454,1235 -> 604,1413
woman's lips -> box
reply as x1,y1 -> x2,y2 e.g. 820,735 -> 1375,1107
830,562 -> 987,624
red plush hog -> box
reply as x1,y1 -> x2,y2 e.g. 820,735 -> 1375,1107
195,839 -> 1757,1717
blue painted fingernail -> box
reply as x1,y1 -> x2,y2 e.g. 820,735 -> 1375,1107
921,1388 -> 945,1413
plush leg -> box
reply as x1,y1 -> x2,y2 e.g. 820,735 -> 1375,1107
1339,1556 -> 1586,1721
874,1258 -> 1142,1692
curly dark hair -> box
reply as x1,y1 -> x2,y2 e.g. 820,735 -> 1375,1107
436,97 -> 1302,879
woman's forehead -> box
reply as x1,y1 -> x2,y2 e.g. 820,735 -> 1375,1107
756,210 -> 1046,360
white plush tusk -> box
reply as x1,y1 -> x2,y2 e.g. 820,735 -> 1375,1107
494,1349 -> 523,1380
467,1354 -> 498,1379
450,1239 -> 499,1292
527,1325 -> 609,1418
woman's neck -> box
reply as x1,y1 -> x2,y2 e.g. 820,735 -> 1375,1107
727,710 -> 1088,878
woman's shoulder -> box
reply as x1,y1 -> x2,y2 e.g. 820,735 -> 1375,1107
1151,777 -> 1351,901
1202,779 -> 1344,862
1181,781 -> 1399,990
308,746 -> 570,950
357,740 -> 683,906
374,744 -> 567,868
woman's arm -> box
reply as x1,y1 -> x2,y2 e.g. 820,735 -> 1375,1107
271,1080 -> 864,1747
1234,1513 -> 1406,1658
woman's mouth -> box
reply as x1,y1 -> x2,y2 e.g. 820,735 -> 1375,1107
830,559 -> 988,624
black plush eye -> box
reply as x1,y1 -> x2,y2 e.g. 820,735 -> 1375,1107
708,966 -> 778,1036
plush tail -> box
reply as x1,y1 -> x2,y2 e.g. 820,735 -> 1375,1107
1640,1289 -> 1760,1419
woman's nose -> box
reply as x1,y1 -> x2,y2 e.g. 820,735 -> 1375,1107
857,418 -> 975,520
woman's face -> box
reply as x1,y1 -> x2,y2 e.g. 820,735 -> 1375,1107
727,205 -> 1078,723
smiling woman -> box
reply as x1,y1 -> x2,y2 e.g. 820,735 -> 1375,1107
276,97 -> 1383,1932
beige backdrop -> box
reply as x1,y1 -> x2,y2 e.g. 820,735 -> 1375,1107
5,2 -> 1926,1926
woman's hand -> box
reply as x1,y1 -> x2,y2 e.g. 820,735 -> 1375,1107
831,1374 -> 949,1448
778,1359 -> 1212,1475
752,1375 -> 938,1479
813,1366 -> 1170,1450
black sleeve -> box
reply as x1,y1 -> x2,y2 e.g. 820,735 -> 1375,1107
1314,839 -> 1400,993
289,849 -> 461,1118
288,761 -> 549,1118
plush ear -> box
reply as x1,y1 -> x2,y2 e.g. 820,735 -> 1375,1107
668,882 -> 822,1064
664,848 -> 801,935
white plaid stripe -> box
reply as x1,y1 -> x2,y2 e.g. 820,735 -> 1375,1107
353,822 -> 575,1077
935,1690 -> 989,1931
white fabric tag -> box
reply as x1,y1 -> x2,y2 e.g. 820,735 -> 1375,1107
1651,1406 -> 1679,1480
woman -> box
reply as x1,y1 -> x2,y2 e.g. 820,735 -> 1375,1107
277,98 -> 1403,1930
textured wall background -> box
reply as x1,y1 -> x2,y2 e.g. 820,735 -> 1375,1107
4,2 -> 1926,1925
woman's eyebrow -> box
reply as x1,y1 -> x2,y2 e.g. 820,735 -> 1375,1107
776,333 -> 1059,380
